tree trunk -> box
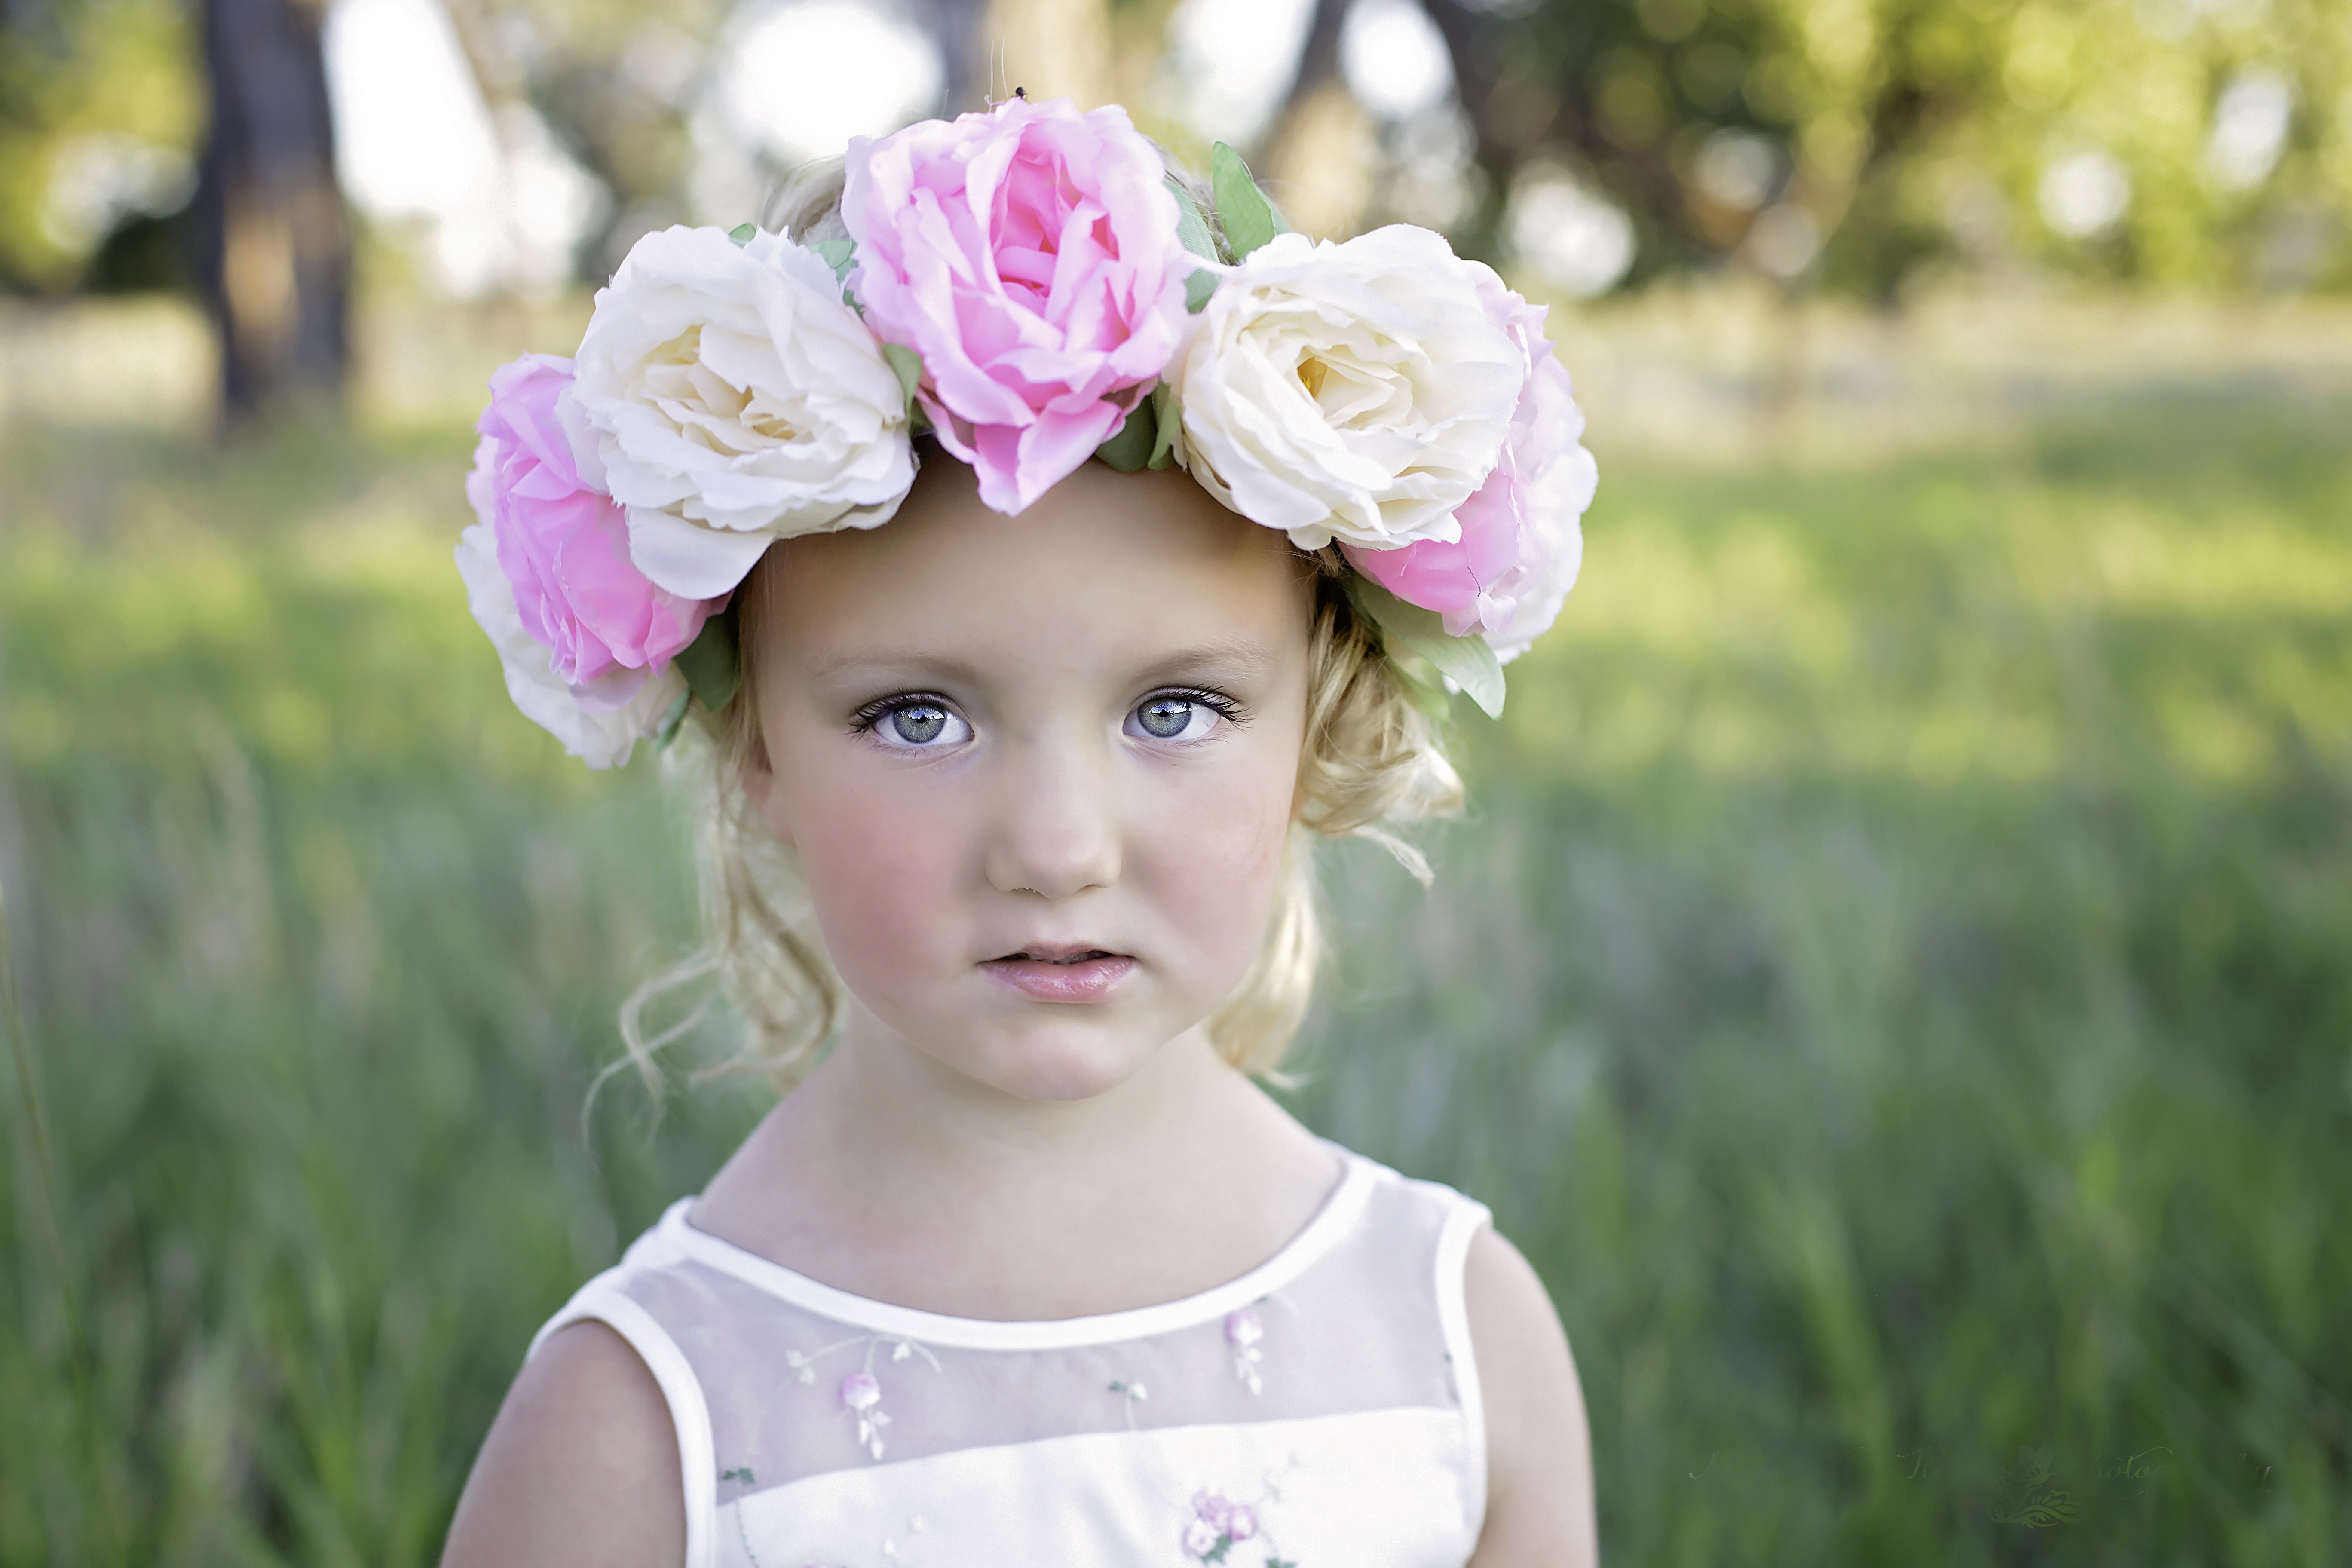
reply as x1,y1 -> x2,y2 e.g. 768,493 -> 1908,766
189,0 -> 350,425
934,0 -> 986,113
1261,0 -> 1353,162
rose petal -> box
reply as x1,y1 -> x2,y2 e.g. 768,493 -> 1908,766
844,97 -> 1194,515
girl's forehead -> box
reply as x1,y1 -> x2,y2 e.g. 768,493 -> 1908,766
756,460 -> 1311,668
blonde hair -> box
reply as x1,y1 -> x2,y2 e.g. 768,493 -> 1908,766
610,150 -> 1464,1096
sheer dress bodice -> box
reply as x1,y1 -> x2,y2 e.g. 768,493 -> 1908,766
532,1148 -> 1492,1568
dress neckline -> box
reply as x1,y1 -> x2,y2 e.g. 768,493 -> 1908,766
654,1147 -> 1379,1352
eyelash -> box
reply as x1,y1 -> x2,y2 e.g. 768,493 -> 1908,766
1145,686 -> 1249,730
845,687 -> 1250,742
848,691 -> 957,737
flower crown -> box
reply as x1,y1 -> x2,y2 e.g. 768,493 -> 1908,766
458,95 -> 1597,769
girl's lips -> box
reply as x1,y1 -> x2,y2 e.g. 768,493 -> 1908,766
979,951 -> 1135,1004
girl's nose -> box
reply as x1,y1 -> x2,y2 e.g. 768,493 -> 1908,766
983,741 -> 1122,900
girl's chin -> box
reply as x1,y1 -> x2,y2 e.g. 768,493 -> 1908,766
938,1017 -> 1188,1105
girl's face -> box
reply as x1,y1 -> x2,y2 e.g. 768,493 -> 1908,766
743,456 -> 1314,1102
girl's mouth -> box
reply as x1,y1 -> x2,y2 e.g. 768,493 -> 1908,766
980,947 -> 1135,1003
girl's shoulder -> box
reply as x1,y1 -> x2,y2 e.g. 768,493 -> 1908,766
502,1145 -> 1501,1568
440,1317 -> 686,1568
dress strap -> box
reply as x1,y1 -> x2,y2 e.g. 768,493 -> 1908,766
1431,1188 -> 1494,1538
530,1274 -> 717,1568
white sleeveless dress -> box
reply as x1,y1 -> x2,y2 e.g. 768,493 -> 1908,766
530,1147 -> 1492,1568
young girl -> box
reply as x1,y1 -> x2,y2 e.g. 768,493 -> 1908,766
441,96 -> 1598,1568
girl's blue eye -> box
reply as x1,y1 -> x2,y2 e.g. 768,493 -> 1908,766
893,705 -> 947,744
866,700 -> 971,750
1125,694 -> 1223,743
1137,698 -> 1192,738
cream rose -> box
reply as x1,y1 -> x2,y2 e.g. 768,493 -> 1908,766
456,521 -> 685,770
569,225 -> 917,601
1172,225 -> 1526,552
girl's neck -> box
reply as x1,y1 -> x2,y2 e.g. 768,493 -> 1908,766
815,1009 -> 1245,1183
692,1014 -> 1341,1320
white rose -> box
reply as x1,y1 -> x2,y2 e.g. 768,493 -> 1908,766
456,522 -> 683,769
570,225 -> 916,601
1173,225 -> 1525,552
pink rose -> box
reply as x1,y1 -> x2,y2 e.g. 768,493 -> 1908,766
1192,1490 -> 1231,1527
469,352 -> 719,704
842,96 -> 1194,515
1469,345 -> 1592,663
1342,280 -> 1592,657
1225,1504 -> 1258,1540
1223,1308 -> 1264,1348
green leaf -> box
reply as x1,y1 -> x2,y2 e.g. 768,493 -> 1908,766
1092,396 -> 1156,472
674,610 -> 740,714
1169,177 -> 1218,261
813,237 -> 856,282
1210,142 -> 1285,260
1184,269 -> 1218,313
880,343 -> 925,419
727,222 -> 757,245
1344,574 -> 1507,718
655,687 -> 692,749
1147,379 -> 1182,470
1396,657 -> 1457,723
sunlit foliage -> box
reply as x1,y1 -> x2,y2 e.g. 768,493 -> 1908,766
0,0 -> 200,290
1430,0 -> 2352,292
4,0 -> 2348,298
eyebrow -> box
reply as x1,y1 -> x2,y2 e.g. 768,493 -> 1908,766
802,649 -> 992,687
1127,639 -> 1282,684
802,638 -> 1283,690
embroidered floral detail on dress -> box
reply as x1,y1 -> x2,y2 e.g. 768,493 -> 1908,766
781,1331 -> 941,1460
840,1371 -> 889,1456
1183,1490 -> 1292,1564
1225,1307 -> 1266,1394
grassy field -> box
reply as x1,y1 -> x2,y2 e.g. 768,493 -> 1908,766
3,394 -> 2348,1564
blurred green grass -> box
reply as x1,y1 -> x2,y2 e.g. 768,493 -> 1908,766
3,400 -> 2348,1564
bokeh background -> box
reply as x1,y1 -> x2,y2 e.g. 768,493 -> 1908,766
3,0 -> 2350,1562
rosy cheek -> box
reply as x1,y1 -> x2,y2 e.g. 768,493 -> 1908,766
1136,756 -> 1295,980
792,775 -> 969,998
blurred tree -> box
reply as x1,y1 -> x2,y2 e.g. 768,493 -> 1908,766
0,0 -> 200,292
435,0 -> 711,283
430,0 -> 979,283
1259,0 -> 1385,235
189,0 -> 350,419
6,0 -> 2346,317
1357,0 -> 2350,297
989,0 -> 1111,103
